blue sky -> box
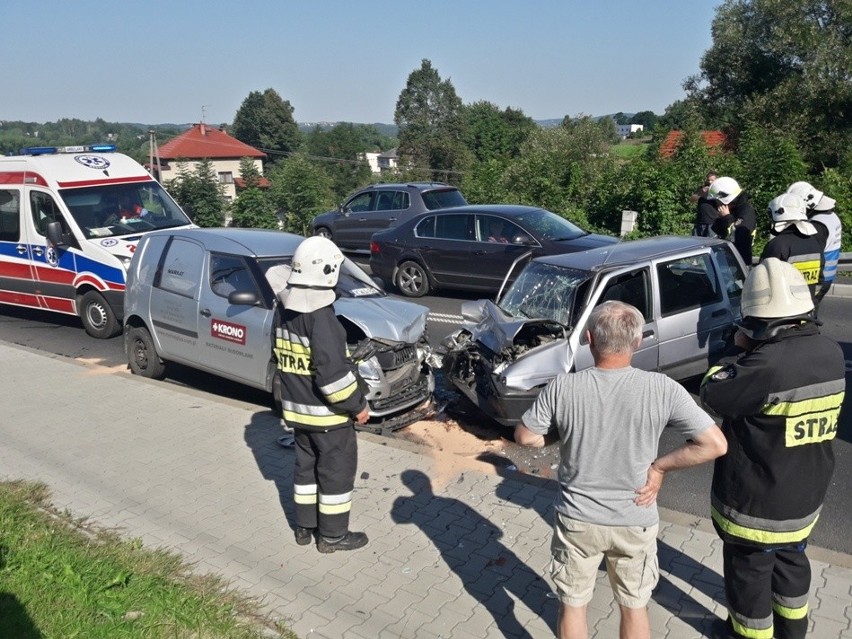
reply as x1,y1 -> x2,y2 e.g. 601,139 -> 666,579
3,1 -> 719,126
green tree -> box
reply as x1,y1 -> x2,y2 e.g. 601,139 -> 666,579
461,101 -> 536,164
687,0 -> 852,169
304,123 -> 376,199
267,155 -> 335,236
629,111 -> 659,132
232,88 -> 302,162
164,159 -> 227,227
394,59 -> 471,184
229,158 -> 278,229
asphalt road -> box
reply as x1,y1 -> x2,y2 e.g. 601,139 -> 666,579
1,264 -> 850,554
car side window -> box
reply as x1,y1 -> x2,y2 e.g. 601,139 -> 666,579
712,244 -> 746,303
210,253 -> 259,299
392,191 -> 410,210
598,269 -> 651,321
347,192 -> 374,213
434,214 -> 473,241
0,189 -> 21,242
375,190 -> 407,211
657,254 -> 722,316
415,216 -> 436,238
158,238 -> 204,299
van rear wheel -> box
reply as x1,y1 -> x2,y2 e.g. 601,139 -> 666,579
126,326 -> 166,379
80,290 -> 121,339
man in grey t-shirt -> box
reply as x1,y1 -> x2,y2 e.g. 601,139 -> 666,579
515,301 -> 726,639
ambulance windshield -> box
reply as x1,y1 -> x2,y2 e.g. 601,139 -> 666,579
60,182 -> 192,239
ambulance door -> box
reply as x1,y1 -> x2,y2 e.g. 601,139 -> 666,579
0,188 -> 37,308
23,190 -> 80,314
195,251 -> 274,388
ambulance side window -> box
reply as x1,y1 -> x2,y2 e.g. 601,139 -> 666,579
0,189 -> 21,242
30,191 -> 70,237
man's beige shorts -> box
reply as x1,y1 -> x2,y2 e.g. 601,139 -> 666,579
549,512 -> 659,608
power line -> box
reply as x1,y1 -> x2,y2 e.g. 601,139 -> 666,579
258,147 -> 467,177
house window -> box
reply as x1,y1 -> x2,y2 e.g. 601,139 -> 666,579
218,172 -> 234,184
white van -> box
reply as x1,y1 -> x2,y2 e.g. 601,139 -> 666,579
0,145 -> 194,337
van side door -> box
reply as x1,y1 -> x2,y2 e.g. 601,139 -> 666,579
0,188 -> 34,308
23,189 -> 81,314
195,251 -> 275,389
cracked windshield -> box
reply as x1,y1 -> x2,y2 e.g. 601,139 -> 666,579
498,262 -> 588,326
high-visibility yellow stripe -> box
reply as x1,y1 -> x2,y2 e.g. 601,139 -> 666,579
730,617 -> 773,639
294,494 -> 317,505
772,602 -> 808,620
702,365 -> 724,386
274,348 -> 312,376
283,410 -> 349,427
318,502 -> 351,515
275,338 -> 309,354
762,392 -> 844,417
790,259 -> 821,285
326,381 -> 358,404
711,507 -> 817,545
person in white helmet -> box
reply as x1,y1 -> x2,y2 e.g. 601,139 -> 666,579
760,193 -> 824,303
274,236 -> 370,553
708,177 -> 756,266
786,181 -> 843,304
701,258 -> 846,639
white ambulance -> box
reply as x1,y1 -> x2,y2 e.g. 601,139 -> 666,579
0,145 -> 194,338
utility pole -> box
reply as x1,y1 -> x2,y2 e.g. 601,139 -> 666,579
148,130 -> 161,181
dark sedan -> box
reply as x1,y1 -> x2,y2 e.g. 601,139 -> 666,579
369,204 -> 618,297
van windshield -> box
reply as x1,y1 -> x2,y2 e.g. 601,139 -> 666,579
59,181 -> 192,239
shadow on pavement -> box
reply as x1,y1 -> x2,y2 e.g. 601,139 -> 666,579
489,461 -> 725,636
243,410 -> 297,532
391,469 -> 557,638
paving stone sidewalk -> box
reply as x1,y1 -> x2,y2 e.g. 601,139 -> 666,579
1,342 -> 850,638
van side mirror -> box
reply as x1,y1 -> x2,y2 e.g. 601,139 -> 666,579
46,221 -> 67,247
228,290 -> 259,306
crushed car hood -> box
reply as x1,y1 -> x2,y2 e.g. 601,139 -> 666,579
459,299 -> 574,390
334,296 -> 428,343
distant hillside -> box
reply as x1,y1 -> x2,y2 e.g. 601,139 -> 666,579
298,122 -> 399,138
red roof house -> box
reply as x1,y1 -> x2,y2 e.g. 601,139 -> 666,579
659,130 -> 728,158
156,123 -> 267,201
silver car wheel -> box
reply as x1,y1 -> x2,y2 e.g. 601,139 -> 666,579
396,260 -> 429,297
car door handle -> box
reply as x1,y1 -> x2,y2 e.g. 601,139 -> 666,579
32,247 -> 44,257
642,330 -> 655,339
388,217 -> 397,222
473,250 -> 487,256
16,244 -> 28,255
199,308 -> 211,318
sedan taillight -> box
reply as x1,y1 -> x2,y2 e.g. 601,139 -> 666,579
370,240 -> 380,254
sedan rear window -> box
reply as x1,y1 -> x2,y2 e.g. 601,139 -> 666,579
421,188 -> 467,210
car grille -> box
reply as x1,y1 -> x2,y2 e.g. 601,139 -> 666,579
372,376 -> 430,411
376,345 -> 416,370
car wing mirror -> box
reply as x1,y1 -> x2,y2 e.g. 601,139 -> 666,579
46,221 -> 68,247
228,290 -> 259,306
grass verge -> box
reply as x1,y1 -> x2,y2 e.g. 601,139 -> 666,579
0,480 -> 296,639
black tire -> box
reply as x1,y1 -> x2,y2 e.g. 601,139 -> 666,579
315,226 -> 333,240
79,290 -> 121,339
395,260 -> 430,297
126,325 -> 166,379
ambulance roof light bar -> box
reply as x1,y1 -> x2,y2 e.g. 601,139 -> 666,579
19,144 -> 117,156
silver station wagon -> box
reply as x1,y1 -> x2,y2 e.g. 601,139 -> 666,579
124,228 -> 434,433
441,236 -> 748,427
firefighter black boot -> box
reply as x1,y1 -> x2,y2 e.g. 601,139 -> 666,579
317,531 -> 368,553
294,527 -> 314,546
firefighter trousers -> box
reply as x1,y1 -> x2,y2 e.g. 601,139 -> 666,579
293,426 -> 358,539
722,541 -> 810,639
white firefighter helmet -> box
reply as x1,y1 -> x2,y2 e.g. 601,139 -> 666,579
786,180 -> 836,212
768,193 -> 816,236
284,236 -> 344,313
707,176 -> 742,204
737,257 -> 814,340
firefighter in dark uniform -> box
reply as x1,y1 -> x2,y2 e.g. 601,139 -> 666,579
708,176 -> 757,267
700,258 -> 846,639
275,236 -> 370,553
761,193 -> 824,303
787,181 -> 843,306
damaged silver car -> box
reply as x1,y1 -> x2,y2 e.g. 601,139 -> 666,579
124,228 -> 434,434
441,236 -> 747,427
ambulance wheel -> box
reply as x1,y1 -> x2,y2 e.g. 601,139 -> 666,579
80,290 -> 121,339
126,326 -> 166,379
